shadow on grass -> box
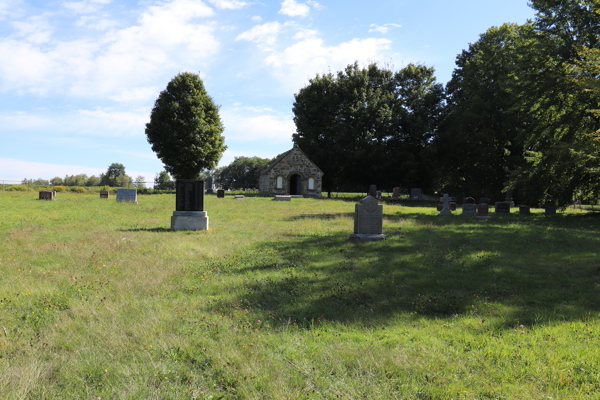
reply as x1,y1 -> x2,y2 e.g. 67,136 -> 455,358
217,211 -> 600,330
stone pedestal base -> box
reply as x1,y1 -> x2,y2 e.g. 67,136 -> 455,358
349,234 -> 386,242
171,211 -> 209,231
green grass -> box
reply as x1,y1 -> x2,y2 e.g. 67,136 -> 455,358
0,191 -> 598,399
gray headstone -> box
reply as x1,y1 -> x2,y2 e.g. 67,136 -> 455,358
175,180 -> 204,211
462,203 -> 477,215
100,190 -> 109,199
439,194 -> 452,215
116,189 -> 137,203
495,202 -> 511,214
39,190 -> 54,200
411,188 -> 422,199
354,195 -> 384,234
217,189 -> 225,198
545,203 -> 557,215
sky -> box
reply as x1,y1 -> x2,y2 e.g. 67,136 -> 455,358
0,0 -> 537,185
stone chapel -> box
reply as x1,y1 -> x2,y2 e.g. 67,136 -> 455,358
259,145 -> 323,197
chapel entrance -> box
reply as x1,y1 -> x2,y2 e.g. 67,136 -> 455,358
290,174 -> 302,195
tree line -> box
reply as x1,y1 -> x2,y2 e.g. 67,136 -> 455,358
292,0 -> 599,206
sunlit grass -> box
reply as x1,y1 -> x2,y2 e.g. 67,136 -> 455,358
0,191 -> 598,399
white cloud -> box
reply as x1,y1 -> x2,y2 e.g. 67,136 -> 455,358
12,15 -> 53,44
279,0 -> 310,17
221,107 -> 295,143
368,23 -> 402,34
0,0 -> 24,21
251,15 -> 262,22
109,86 -> 159,102
0,112 -> 55,129
62,0 -> 112,14
206,0 -> 250,9
76,15 -> 118,30
264,37 -> 392,92
306,0 -> 323,10
0,0 -> 219,100
72,107 -> 148,136
236,21 -> 282,48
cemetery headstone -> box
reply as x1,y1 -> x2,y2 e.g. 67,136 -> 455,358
376,190 -> 381,199
392,187 -> 400,198
349,195 -> 386,242
39,190 -> 54,200
274,195 -> 291,201
462,203 -> 477,215
368,185 -> 377,198
235,195 -> 244,200
519,205 -> 530,215
100,190 -> 109,199
116,189 -> 137,203
436,204 -> 444,211
217,189 -> 225,198
480,197 -> 490,204
545,203 -> 557,215
439,194 -> 452,216
206,176 -> 213,194
450,202 -> 457,211
477,203 -> 491,220
172,180 -> 208,231
52,190 -> 56,198
411,188 -> 422,199
465,197 -> 476,204
495,202 -> 511,214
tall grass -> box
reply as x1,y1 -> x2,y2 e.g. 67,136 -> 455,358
0,191 -> 598,399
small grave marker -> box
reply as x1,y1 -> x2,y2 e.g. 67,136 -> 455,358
349,196 -> 386,242
100,190 -> 109,199
392,187 -> 400,198
545,203 -> 557,215
217,189 -> 225,198
519,205 -> 530,215
368,185 -> 377,198
411,188 -> 422,199
439,194 -> 452,215
274,195 -> 291,201
495,202 -> 511,214
39,190 -> 54,200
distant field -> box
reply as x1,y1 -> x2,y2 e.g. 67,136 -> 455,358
0,191 -> 598,399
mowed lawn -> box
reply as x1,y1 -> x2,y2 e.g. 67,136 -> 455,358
0,191 -> 599,400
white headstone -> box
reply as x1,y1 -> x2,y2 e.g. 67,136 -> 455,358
439,193 -> 452,216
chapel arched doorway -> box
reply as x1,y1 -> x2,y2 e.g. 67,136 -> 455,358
290,174 -> 302,195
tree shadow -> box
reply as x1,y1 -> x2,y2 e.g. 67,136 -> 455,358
118,227 -> 173,232
219,212 -> 600,331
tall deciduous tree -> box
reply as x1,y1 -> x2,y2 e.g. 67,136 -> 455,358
99,163 -> 127,187
293,62 -> 444,194
218,156 -> 271,189
145,72 -> 227,180
154,170 -> 174,190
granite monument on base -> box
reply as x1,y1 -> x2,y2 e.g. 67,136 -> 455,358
171,180 -> 208,231
349,195 -> 386,242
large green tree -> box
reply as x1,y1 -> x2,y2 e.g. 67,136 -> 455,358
99,163 -> 127,187
218,156 -> 271,190
293,62 -> 444,194
145,72 -> 227,180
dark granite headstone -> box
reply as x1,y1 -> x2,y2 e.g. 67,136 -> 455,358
217,189 -> 225,198
465,197 -> 476,204
495,202 -> 511,214
100,190 -> 109,199
176,180 -> 204,211
449,202 -> 457,211
480,197 -> 490,204
519,205 -> 530,215
39,190 -> 54,200
411,188 -> 422,199
436,204 -> 444,211
392,187 -> 400,198
368,185 -> 377,198
477,204 -> 489,217
545,203 -> 557,215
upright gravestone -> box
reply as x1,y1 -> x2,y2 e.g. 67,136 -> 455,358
439,194 -> 452,216
392,187 -> 400,198
349,195 -> 386,242
480,197 -> 490,205
376,190 -> 381,199
368,185 -> 377,198
116,189 -> 137,203
39,190 -> 54,200
477,203 -> 491,219
217,189 -> 225,198
462,197 -> 477,216
171,180 -> 208,231
495,202 -> 511,214
100,190 -> 109,199
411,188 -> 422,199
545,203 -> 557,215
519,205 -> 530,215
206,176 -> 213,194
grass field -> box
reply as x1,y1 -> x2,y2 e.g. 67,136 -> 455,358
0,191 -> 598,400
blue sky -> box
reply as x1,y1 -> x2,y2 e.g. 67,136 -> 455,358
0,0 -> 536,185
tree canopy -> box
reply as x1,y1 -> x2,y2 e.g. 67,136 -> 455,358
293,62 -> 444,194
216,156 -> 271,190
145,72 -> 227,180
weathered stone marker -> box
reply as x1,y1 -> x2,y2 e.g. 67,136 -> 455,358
39,190 -> 54,200
392,187 -> 400,198
519,205 -> 530,215
368,185 -> 377,198
349,195 -> 386,242
172,180 -> 208,231
274,195 -> 291,201
411,188 -> 422,199
234,195 -> 244,200
477,203 -> 491,220
217,189 -> 225,198
462,204 -> 477,215
545,203 -> 557,215
100,190 -> 109,199
495,202 -> 511,214
116,189 -> 137,203
439,194 -> 452,216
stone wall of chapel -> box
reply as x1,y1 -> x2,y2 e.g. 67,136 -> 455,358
259,148 -> 323,196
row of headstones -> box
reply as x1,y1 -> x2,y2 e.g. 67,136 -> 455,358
372,187 -> 422,199
438,195 -> 557,216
